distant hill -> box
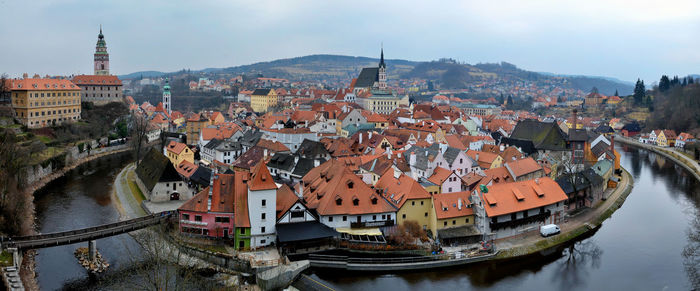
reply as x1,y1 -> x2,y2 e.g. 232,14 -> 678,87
119,55 -> 633,95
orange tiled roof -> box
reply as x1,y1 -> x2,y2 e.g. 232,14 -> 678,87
376,171 -> 431,208
504,157 -> 542,178
71,75 -> 122,85
302,159 -> 396,216
175,160 -> 198,178
276,184 -> 300,219
428,167 -> 454,186
10,78 -> 80,91
433,191 -> 474,219
166,141 -> 188,155
248,159 -> 277,191
479,177 -> 567,217
256,138 -> 290,153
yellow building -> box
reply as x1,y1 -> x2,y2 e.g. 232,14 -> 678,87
250,88 -> 278,113
186,113 -> 209,145
429,191 -> 475,237
9,78 -> 82,128
165,141 -> 194,165
355,91 -> 409,114
376,172 -> 434,230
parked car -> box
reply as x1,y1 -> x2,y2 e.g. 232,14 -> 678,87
540,224 -> 560,237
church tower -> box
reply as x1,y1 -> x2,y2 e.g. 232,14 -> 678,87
94,26 -> 110,75
378,47 -> 387,90
163,78 -> 172,115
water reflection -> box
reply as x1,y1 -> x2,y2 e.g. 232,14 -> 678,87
315,146 -> 700,290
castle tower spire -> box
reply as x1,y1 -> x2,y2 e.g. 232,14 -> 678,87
163,78 -> 172,115
94,26 -> 110,75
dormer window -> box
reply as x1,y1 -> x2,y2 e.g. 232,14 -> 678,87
336,197 -> 342,205
353,198 -> 359,206
347,181 -> 354,189
371,197 -> 378,205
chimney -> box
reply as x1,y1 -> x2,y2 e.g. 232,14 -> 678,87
610,135 -> 615,152
535,178 -> 540,185
475,153 -> 480,161
410,152 -> 416,166
572,109 -> 578,131
263,148 -> 268,158
22,73 -> 28,79
294,155 -> 299,164
369,132 -> 373,139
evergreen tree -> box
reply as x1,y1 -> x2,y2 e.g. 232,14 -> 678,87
614,89 -> 619,96
633,79 -> 646,105
689,77 -> 695,85
659,75 -> 670,92
507,95 -> 514,107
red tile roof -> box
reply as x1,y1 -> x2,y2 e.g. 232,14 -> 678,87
166,141 -> 188,155
175,160 -> 198,178
479,177 -> 567,217
433,191 -> 474,219
9,78 -> 80,91
302,159 -> 396,216
428,167 -> 454,186
71,74 -> 122,85
376,171 -> 431,208
249,159 -> 277,191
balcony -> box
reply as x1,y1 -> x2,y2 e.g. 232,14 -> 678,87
489,210 -> 550,231
350,220 -> 394,228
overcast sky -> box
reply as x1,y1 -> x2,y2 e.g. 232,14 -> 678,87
1,0 -> 699,83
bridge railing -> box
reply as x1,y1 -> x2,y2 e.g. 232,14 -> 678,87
3,211 -> 173,243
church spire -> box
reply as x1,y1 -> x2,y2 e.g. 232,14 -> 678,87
379,45 -> 385,68
94,26 -> 109,75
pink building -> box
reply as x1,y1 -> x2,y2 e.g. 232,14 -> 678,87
178,172 -> 246,238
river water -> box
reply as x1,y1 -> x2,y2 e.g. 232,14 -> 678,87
312,145 -> 700,290
32,152 -> 142,291
32,146 -> 700,290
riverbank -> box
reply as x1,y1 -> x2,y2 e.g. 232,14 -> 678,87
494,167 -> 634,259
19,146 -> 130,291
614,134 -> 700,181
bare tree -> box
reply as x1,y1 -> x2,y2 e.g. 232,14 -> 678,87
0,129 -> 30,234
130,113 -> 150,166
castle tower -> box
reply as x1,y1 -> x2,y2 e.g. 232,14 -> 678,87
378,46 -> 387,90
163,78 -> 171,115
94,26 -> 110,75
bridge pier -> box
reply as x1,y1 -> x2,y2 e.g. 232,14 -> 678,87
88,240 -> 97,261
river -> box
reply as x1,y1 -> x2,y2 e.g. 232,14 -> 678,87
31,146 -> 700,290
312,145 -> 700,290
32,152 -> 142,290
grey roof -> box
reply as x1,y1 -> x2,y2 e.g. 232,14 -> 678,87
403,146 -> 434,171
267,152 -> 296,172
296,139 -> 330,158
190,166 -> 212,187
240,129 -> 263,147
568,129 -> 590,142
510,119 -> 568,151
204,138 -> 223,150
135,148 -> 182,192
292,157 -> 323,177
215,140 -> 242,152
354,67 -> 379,88
252,88 -> 272,95
276,221 -> 338,243
592,159 -> 612,177
594,124 -> 615,134
442,147 -> 462,165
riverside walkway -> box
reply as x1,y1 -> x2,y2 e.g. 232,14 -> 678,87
1,211 -> 173,250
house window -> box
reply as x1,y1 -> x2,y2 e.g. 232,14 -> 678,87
182,213 -> 190,220
402,214 -> 406,219
215,217 -> 230,223
261,199 -> 266,207
444,221 -> 448,226
412,201 -> 415,206
425,212 -> 428,217
240,228 -> 245,234
261,239 -> 266,244
453,220 -> 456,225
328,216 -> 333,222
195,215 -> 202,222
353,199 -> 359,206
421,201 -> 424,205
372,215 -> 377,220
261,213 -> 266,220
261,227 -> 265,233
466,218 -> 469,223
291,211 -> 304,219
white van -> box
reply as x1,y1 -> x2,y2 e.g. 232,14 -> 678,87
540,224 -> 560,237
